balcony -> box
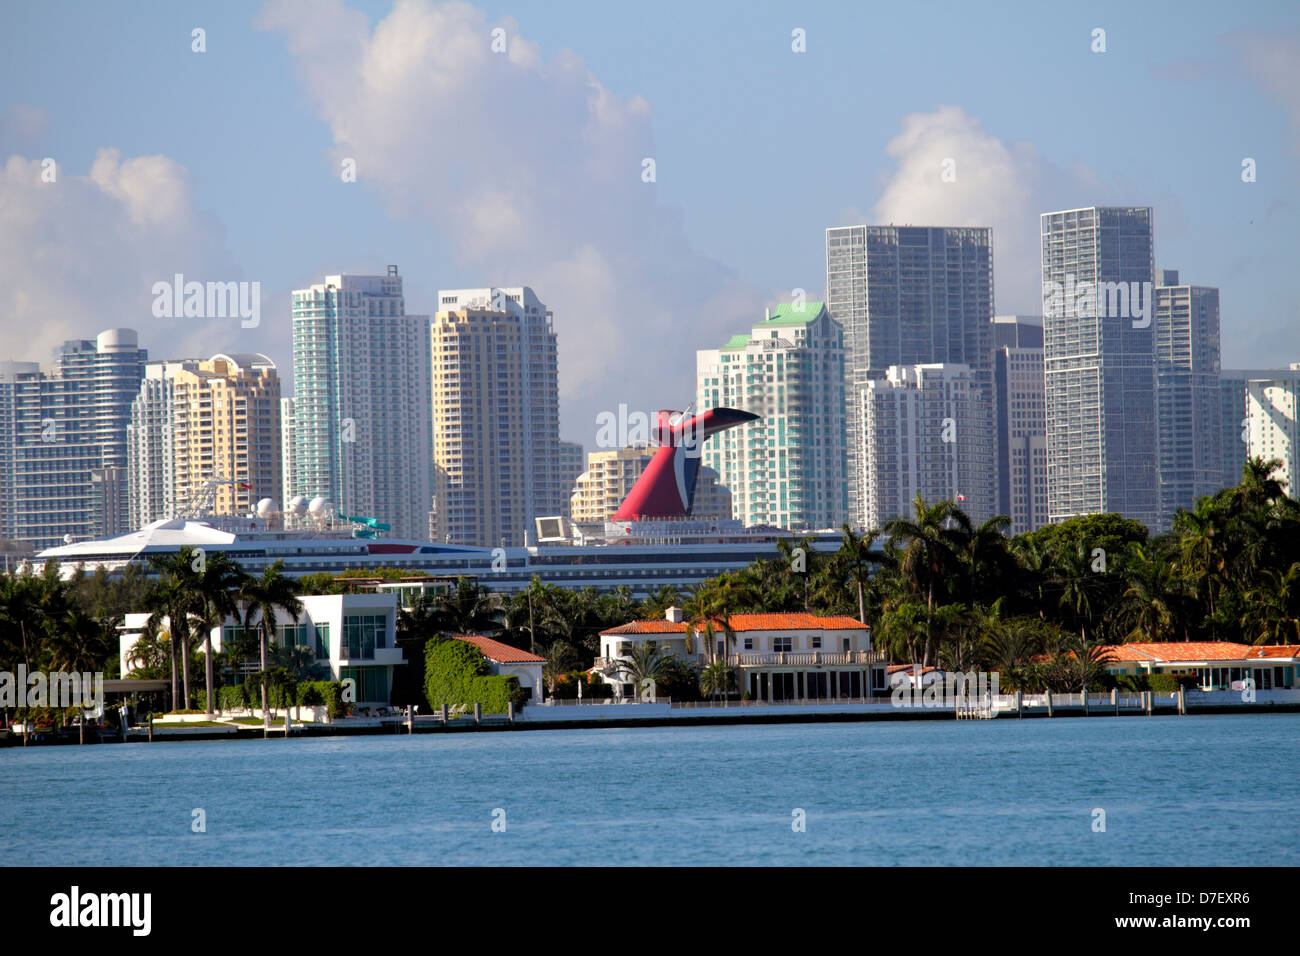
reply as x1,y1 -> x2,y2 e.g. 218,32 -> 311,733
728,650 -> 887,667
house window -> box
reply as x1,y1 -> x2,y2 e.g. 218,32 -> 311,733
773,637 -> 792,653
811,636 -> 821,649
343,614 -> 386,659
744,637 -> 753,650
278,623 -> 309,649
315,623 -> 330,659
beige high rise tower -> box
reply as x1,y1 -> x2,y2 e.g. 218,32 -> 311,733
171,354 -> 282,516
430,287 -> 564,546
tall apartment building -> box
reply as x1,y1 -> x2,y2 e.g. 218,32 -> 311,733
127,360 -> 197,527
9,329 -> 147,548
1218,372 -> 1249,488
1220,366 -> 1300,496
1041,206 -> 1157,528
430,287 -> 564,546
570,445 -> 732,524
992,316 -> 1048,533
291,267 -> 432,539
556,440 -> 585,517
280,397 -> 296,508
1153,270 -> 1223,528
170,354 -> 282,517
0,361 -> 39,540
861,363 -> 993,530
571,446 -> 653,523
826,225 -> 995,526
697,303 -> 845,530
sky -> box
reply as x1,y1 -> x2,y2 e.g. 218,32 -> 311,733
1,0 -> 1298,447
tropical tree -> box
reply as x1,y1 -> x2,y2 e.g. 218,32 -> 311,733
699,659 -> 734,702
885,495 -> 967,665
239,561 -> 303,730
1241,562 -> 1300,645
613,640 -> 672,697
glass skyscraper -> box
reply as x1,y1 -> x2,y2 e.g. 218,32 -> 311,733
1040,207 -> 1157,528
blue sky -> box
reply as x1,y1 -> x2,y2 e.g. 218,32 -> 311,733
1,0 -> 1297,444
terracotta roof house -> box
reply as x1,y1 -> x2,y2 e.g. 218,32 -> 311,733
596,607 -> 888,702
1096,641 -> 1300,690
453,635 -> 546,702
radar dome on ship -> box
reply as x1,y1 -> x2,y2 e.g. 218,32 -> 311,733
307,496 -> 331,516
256,498 -> 279,518
288,495 -> 308,515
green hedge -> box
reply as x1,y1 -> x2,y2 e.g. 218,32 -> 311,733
423,638 -> 524,714
196,681 -> 346,719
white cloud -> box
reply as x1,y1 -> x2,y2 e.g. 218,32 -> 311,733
871,105 -> 1103,316
258,0 -> 755,442
0,149 -> 249,366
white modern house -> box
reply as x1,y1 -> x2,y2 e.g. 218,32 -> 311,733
119,592 -> 404,707
452,634 -> 546,702
597,607 -> 888,701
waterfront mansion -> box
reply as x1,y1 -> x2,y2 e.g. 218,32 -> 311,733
597,607 -> 888,702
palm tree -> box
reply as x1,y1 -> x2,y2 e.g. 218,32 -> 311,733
1054,544 -> 1107,644
641,585 -> 683,621
144,555 -> 196,710
191,552 -> 247,715
0,572 -> 44,673
435,578 -> 505,636
239,562 -> 302,730
836,524 -> 879,626
614,640 -> 672,698
47,606 -> 116,673
542,641 -> 581,696
699,659 -> 734,702
885,495 -> 967,666
1241,563 -> 1300,645
1120,542 -> 1180,642
961,515 -> 1013,606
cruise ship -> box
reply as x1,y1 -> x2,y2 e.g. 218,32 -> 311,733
33,406 -> 847,595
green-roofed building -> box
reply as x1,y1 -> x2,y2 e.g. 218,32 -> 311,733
696,301 -> 846,530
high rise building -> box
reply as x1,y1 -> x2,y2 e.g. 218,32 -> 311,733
1218,372 -> 1249,488
430,287 -> 564,546
291,267 -> 432,539
10,329 -> 147,548
1040,206 -> 1157,528
992,316 -> 1048,533
280,397 -> 295,509
861,363 -> 993,530
697,302 -> 845,530
171,354 -> 282,517
571,446 -> 654,523
0,361 -> 39,540
826,225 -> 995,526
127,360 -> 197,527
1153,270 -> 1223,528
555,440 -> 585,518
1234,366 -> 1300,495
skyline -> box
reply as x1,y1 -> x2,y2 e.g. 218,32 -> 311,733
2,0 -> 1298,445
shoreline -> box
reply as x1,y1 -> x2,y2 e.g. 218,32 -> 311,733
6,699 -> 1299,745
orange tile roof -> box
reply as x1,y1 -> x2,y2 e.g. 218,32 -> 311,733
453,634 -> 546,663
601,620 -> 690,635
601,613 -> 866,636
1098,641 -> 1287,663
1246,644 -> 1300,659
